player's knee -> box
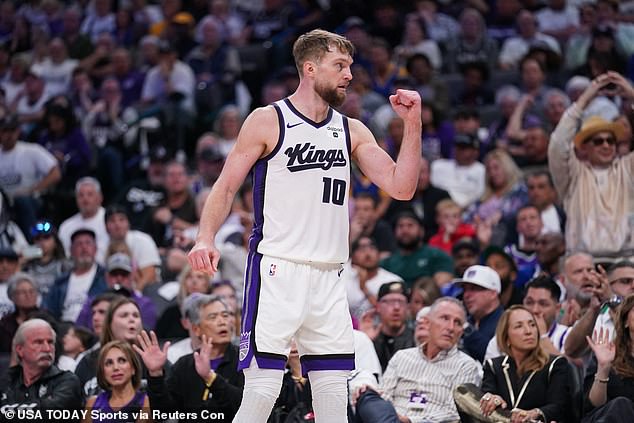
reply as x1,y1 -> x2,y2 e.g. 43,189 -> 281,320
308,370 -> 349,394
243,367 -> 284,399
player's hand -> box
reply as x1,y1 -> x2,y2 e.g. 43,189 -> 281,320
188,240 -> 220,276
389,89 -> 421,123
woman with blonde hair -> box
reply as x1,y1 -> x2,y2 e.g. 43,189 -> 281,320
465,149 -> 528,245
155,264 -> 212,340
478,305 -> 569,422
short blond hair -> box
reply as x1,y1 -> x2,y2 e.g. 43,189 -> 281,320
292,29 -> 354,77
436,198 -> 461,215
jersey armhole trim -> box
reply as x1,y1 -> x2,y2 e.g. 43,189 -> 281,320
259,103 -> 285,162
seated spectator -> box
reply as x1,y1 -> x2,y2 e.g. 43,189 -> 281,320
30,37 -> 78,96
83,77 -> 139,201
350,193 -> 396,258
363,297 -> 481,422
428,199 -> 476,254
518,56 -> 552,111
482,246 -> 522,309
75,296 -> 168,396
367,37 -> 408,99
58,177 -> 109,263
111,48 -> 145,109
361,282 -> 414,371
406,55 -> 449,119
525,170 -> 566,236
394,14 -> 442,70
380,211 -> 454,288
44,228 -> 107,322
57,324 -> 95,372
147,161 -> 198,250
430,133 -> 486,209
583,294 -> 634,422
0,272 -> 42,352
499,9 -> 561,70
486,85 -> 521,153
444,8 -> 498,74
465,149 -> 528,247
420,103 -> 453,161
104,205 -> 161,290
549,71 -> 634,263
140,41 -> 195,160
343,236 -> 403,321
22,220 -> 71,297
0,113 -> 61,238
460,305 -> 570,422
135,294 -> 243,419
486,275 -> 570,360
535,0 -> 580,46
213,104 -> 242,158
210,280 -> 240,343
504,205 -> 543,287
85,340 -> 151,422
155,265 -> 212,341
80,0 -> 116,43
457,265 -> 504,362
76,253 -> 157,331
385,157 -> 451,240
451,61 -> 494,108
166,293 -> 201,364
451,238 -> 480,278
408,277 -> 441,324
534,232 -> 566,277
37,97 -> 92,191
0,319 -> 83,411
12,69 -> 52,137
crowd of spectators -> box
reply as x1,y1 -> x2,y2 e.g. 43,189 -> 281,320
3,0 -> 634,421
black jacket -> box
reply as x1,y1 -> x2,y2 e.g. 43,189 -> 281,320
0,364 -> 83,412
147,343 -> 243,421
482,354 -> 571,422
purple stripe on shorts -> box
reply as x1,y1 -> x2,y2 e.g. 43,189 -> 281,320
255,354 -> 287,371
300,354 -> 356,375
238,251 -> 263,370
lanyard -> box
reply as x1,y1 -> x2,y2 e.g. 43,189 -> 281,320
501,355 -> 537,409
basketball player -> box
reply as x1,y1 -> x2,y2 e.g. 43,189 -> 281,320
188,29 -> 421,422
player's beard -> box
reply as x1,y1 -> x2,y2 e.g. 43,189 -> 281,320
315,79 -> 346,107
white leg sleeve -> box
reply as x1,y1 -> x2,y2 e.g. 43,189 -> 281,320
233,359 -> 284,423
309,370 -> 349,423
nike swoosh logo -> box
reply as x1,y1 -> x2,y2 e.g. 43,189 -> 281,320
286,122 -> 303,129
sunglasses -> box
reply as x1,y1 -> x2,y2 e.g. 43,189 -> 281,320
587,136 -> 616,146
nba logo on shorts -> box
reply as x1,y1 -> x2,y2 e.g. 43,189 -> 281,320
269,264 -> 277,276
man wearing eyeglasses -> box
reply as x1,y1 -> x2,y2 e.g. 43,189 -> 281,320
368,281 -> 415,371
548,71 -> 634,264
565,260 -> 634,359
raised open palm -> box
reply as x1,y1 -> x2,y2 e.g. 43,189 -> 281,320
133,330 -> 171,373
586,327 -> 615,366
194,334 -> 214,380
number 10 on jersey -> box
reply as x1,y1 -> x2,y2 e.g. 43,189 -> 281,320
322,177 -> 346,206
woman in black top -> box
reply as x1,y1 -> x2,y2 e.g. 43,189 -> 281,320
480,305 -> 570,422
583,294 -> 634,422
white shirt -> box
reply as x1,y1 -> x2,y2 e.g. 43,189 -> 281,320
381,345 -> 482,422
167,337 -> 194,364
0,141 -> 57,197
62,264 -> 97,322
343,261 -> 403,319
59,207 -> 109,265
541,204 -> 562,234
141,61 -> 196,114
536,6 -> 579,33
31,58 -> 78,96
125,230 -> 161,269
499,33 -> 560,68
430,159 -> 486,208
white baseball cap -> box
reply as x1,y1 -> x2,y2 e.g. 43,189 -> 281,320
456,265 -> 501,294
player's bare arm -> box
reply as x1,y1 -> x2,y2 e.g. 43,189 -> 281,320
351,89 -> 422,200
188,106 -> 279,275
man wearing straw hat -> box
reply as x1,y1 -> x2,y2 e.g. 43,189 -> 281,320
548,71 -> 634,265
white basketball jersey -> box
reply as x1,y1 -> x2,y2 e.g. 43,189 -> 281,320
249,98 -> 351,263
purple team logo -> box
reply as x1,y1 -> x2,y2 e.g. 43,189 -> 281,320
269,264 -> 277,276
239,331 -> 251,362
